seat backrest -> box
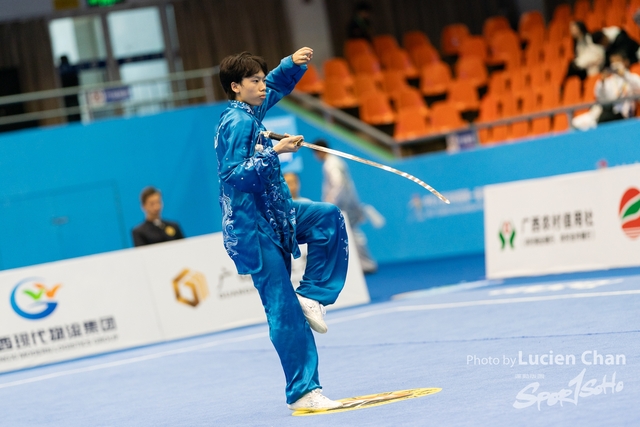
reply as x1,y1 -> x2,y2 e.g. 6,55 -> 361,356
562,76 -> 582,105
441,23 -> 470,55
321,78 -> 357,108
448,79 -> 479,103
483,16 -> 511,40
403,31 -> 431,51
420,61 -> 452,85
382,70 -> 409,94
409,44 -> 441,69
553,4 -> 572,24
344,39 -> 374,61
373,34 -> 399,58
394,108 -> 430,140
459,36 -> 488,61
324,58 -> 352,79
519,11 -> 545,36
573,0 -> 591,22
359,92 -> 395,124
354,75 -> 379,98
478,94 -> 499,122
582,74 -> 600,102
396,87 -> 428,110
352,54 -> 382,75
430,101 -> 464,131
455,56 -> 488,82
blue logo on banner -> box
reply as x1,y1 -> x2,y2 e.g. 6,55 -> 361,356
10,277 -> 61,320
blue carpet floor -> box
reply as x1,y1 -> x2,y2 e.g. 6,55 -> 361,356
1,265 -> 638,426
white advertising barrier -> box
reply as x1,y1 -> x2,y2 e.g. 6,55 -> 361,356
0,251 -> 164,372
0,227 -> 370,372
485,164 -> 640,279
142,220 -> 369,341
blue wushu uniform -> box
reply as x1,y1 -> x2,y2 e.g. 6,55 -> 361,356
214,55 -> 349,404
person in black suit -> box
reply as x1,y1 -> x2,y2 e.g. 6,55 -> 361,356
132,187 -> 184,247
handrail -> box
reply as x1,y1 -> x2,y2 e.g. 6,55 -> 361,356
2,62 -> 639,159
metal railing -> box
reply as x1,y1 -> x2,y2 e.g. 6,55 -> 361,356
1,66 -> 639,159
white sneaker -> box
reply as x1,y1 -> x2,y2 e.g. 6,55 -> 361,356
288,389 -> 343,411
296,294 -> 327,334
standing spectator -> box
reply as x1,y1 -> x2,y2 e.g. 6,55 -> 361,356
132,186 -> 184,247
592,27 -> 640,67
283,172 -> 311,202
572,51 -> 640,130
566,21 -> 605,80
347,1 -> 373,42
58,56 -> 81,123
313,139 -> 380,274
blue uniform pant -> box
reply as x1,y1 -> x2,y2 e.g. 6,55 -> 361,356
250,201 -> 348,404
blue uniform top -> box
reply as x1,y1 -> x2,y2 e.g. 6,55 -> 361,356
215,56 -> 306,274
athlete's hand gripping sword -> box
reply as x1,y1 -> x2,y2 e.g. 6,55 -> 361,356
262,131 -> 450,204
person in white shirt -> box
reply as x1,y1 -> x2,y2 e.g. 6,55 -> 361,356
572,51 -> 640,130
313,139 -> 382,274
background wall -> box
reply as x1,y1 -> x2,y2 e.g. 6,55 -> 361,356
1,100 -> 639,270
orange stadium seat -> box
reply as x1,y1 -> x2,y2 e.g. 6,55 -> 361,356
323,58 -> 354,87
573,0 -> 591,22
519,11 -> 545,42
409,44 -> 441,69
483,16 -> 511,41
373,34 -> 400,59
593,0 -> 607,15
528,66 -> 545,88
353,74 -> 380,99
458,36 -> 489,62
352,54 -> 383,83
605,8 -> 626,27
477,94 -> 499,143
562,76 -> 582,106
488,71 -> 508,96
403,30 -> 431,51
381,49 -> 419,80
585,11 -> 605,33
631,63 -> 640,75
441,23 -> 470,56
455,56 -> 488,88
511,90 -> 536,138
394,108 -> 431,141
419,61 -> 452,97
359,91 -> 396,126
553,4 -> 572,24
521,25 -> 545,46
395,88 -> 430,118
546,19 -> 568,42
488,30 -> 521,68
382,70 -> 410,101
344,39 -> 374,63
429,101 -> 466,132
295,64 -> 324,95
582,74 -> 600,103
524,45 -> 544,67
321,78 -> 358,109
448,79 -> 480,112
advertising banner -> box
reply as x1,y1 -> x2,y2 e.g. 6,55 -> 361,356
0,251 -> 163,372
142,222 -> 369,341
484,164 -> 640,278
0,228 -> 370,372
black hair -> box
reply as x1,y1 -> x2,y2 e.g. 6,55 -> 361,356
610,50 -> 629,61
219,52 -> 268,100
140,186 -> 160,205
591,31 -> 606,45
572,21 -> 588,37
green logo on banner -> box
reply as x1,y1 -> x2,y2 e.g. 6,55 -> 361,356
499,221 -> 516,249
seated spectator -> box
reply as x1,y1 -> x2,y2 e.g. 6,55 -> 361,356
592,27 -> 640,67
132,186 -> 184,247
572,51 -> 640,131
566,21 -> 605,80
284,172 -> 311,202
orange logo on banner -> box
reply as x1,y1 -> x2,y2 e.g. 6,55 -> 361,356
173,269 -> 209,307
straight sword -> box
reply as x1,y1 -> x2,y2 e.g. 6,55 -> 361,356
262,131 -> 450,204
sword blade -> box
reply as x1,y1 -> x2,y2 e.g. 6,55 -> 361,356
262,131 -> 450,204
